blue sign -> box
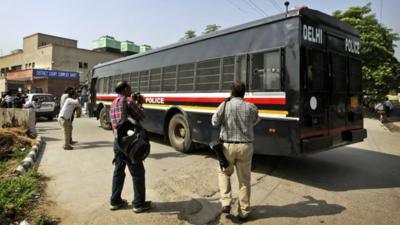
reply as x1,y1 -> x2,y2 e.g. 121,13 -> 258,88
34,69 -> 79,79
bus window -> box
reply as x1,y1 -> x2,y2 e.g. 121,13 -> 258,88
331,53 -> 347,92
162,65 -> 177,92
349,58 -> 362,93
251,50 -> 282,91
235,55 -> 247,85
129,72 -> 139,91
150,68 -> 162,92
139,71 -> 149,92
178,63 -> 195,92
221,57 -> 235,90
306,49 -> 327,91
196,59 -> 219,91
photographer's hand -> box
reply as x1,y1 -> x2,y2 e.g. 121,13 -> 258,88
138,95 -> 145,105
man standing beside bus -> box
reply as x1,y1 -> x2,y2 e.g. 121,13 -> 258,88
212,81 -> 259,220
109,81 -> 151,213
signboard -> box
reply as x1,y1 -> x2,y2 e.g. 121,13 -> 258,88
34,69 -> 79,79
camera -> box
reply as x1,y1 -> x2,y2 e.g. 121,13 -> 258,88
132,92 -> 141,101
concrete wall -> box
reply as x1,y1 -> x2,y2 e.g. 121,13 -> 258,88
52,45 -> 121,83
0,109 -> 36,135
0,78 -> 6,93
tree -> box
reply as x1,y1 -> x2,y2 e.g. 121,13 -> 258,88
334,3 -> 400,98
181,30 -> 197,40
204,24 -> 221,34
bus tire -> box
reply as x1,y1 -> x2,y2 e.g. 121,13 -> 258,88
99,107 -> 111,130
168,114 -> 193,153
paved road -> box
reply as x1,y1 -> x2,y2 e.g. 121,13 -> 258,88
37,117 -> 400,225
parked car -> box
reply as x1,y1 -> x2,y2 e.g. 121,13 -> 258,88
24,93 -> 56,120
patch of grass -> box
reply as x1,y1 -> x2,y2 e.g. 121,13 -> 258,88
0,170 -> 41,224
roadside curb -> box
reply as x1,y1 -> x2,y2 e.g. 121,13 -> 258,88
15,135 -> 44,175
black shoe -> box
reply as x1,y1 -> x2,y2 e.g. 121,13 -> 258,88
110,199 -> 128,210
133,201 -> 152,213
63,145 -> 73,150
71,141 -> 78,145
238,215 -> 249,222
221,205 -> 231,214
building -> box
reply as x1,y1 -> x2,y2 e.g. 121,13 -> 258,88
0,33 -> 124,90
92,36 -> 152,56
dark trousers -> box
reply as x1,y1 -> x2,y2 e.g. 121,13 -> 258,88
110,139 -> 146,208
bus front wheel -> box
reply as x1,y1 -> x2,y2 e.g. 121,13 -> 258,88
168,114 -> 193,153
99,107 -> 112,130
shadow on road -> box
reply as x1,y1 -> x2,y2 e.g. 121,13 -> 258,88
73,141 -> 114,150
222,195 -> 345,223
252,147 -> 400,191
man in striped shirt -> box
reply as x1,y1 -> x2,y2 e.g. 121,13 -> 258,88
212,81 -> 259,220
109,81 -> 151,213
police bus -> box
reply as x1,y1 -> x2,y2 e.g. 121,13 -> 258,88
89,7 -> 367,155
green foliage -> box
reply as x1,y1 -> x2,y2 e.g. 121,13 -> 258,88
181,30 -> 197,40
0,170 -> 41,223
204,24 -> 221,34
334,3 -> 400,98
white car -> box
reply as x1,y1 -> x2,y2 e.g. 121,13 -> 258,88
24,93 -> 57,120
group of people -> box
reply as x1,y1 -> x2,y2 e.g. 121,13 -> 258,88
0,91 -> 25,108
374,97 -> 394,122
100,80 -> 258,220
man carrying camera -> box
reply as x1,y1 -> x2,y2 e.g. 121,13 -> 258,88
211,81 -> 259,220
109,81 -> 151,213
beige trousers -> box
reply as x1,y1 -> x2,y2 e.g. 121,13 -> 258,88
218,143 -> 253,217
58,117 -> 73,147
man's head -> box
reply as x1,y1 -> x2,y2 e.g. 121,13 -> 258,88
115,81 -> 131,97
68,89 -> 76,98
64,86 -> 74,94
230,81 -> 246,98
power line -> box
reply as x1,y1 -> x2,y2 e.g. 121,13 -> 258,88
268,0 -> 284,12
247,0 -> 268,16
225,0 -> 252,17
243,0 -> 265,17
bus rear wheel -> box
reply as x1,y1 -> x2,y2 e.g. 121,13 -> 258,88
99,107 -> 111,130
168,114 -> 193,153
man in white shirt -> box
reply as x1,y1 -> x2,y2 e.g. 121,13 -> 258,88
58,90 -> 81,150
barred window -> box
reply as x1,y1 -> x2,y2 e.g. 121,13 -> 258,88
139,71 -> 149,92
196,58 -> 220,91
162,65 -> 177,92
178,63 -> 195,92
129,72 -> 139,91
222,56 -> 235,90
149,68 -> 161,92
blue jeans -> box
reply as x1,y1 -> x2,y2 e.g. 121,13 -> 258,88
110,139 -> 146,208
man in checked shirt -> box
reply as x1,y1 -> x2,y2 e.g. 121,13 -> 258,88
212,81 -> 259,220
109,81 -> 151,213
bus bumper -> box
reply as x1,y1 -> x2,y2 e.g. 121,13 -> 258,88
301,128 -> 367,154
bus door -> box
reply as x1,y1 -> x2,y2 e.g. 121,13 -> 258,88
301,48 -> 329,140
328,51 -> 348,143
346,57 -> 363,131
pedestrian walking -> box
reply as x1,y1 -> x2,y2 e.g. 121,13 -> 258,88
211,81 -> 259,220
58,89 -> 80,150
109,81 -> 151,213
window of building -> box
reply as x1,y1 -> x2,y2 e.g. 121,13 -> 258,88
32,62 -> 35,68
83,62 -> 88,68
78,62 -> 83,68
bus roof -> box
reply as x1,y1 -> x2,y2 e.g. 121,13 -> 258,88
93,7 -> 358,76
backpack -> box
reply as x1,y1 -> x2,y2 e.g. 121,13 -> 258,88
117,119 -> 150,164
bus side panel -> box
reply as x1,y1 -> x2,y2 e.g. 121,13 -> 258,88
142,109 -> 166,135
253,119 -> 300,156
187,112 -> 220,145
